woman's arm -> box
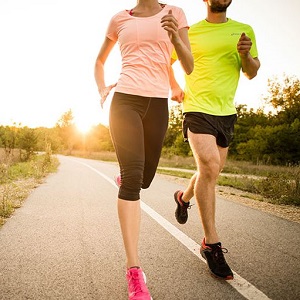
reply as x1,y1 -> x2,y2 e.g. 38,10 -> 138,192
94,37 -> 117,107
169,59 -> 185,103
173,27 -> 194,75
161,10 -> 194,75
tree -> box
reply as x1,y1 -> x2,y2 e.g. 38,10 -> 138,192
18,127 -> 38,161
164,104 -> 183,148
35,127 -> 62,153
85,124 -> 114,152
163,104 -> 192,157
264,74 -> 300,124
230,105 -> 269,157
230,75 -> 300,164
55,109 -> 77,154
0,124 -> 20,157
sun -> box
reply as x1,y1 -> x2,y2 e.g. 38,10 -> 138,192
73,103 -> 110,134
75,117 -> 94,134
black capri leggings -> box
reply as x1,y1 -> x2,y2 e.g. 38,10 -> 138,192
109,92 -> 169,201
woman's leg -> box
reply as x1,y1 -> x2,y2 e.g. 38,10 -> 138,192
142,98 -> 169,188
109,94 -> 168,268
109,93 -> 145,268
117,199 -> 141,268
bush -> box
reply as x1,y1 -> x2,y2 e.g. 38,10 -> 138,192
257,167 -> 300,206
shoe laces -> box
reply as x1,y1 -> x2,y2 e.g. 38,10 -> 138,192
181,202 -> 193,211
178,203 -> 192,218
178,195 -> 193,210
128,270 -> 146,295
211,245 -> 228,265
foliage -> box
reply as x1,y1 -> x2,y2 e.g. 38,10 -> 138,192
229,74 -> 300,165
0,124 -> 18,156
84,124 -> 114,152
1,74 -> 299,208
55,109 -> 77,154
0,150 -> 59,225
264,74 -> 300,124
256,166 -> 300,206
3,73 -> 297,165
163,104 -> 192,157
18,127 -> 38,161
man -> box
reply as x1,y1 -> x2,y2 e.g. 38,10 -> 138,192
170,0 -> 260,280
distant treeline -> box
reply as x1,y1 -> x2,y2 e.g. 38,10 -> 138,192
1,74 -> 299,165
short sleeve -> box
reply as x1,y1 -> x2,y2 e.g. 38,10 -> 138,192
173,6 -> 189,30
170,6 -> 189,61
106,14 -> 118,42
247,26 -> 259,59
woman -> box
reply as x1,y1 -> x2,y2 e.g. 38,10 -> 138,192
94,1 -> 193,299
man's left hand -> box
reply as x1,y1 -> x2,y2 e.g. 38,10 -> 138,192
237,32 -> 252,58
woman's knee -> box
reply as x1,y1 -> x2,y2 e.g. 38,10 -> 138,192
119,166 -> 144,201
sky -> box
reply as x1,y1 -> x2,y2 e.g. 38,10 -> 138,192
0,0 -> 299,132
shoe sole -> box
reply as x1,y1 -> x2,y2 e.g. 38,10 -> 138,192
200,250 -> 234,280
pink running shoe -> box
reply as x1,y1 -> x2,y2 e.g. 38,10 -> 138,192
126,267 -> 152,300
114,174 -> 121,187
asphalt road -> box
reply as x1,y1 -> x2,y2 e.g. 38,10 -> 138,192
0,155 -> 299,300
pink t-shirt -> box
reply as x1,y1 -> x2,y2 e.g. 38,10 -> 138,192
106,5 -> 188,98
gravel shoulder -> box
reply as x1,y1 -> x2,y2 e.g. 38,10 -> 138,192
159,174 -> 300,224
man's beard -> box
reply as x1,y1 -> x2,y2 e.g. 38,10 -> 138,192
210,0 -> 232,13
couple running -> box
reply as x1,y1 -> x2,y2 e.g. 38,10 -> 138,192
94,1 -> 260,299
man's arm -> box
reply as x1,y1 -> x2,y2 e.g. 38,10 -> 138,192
237,33 -> 260,80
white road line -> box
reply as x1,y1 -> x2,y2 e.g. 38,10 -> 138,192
77,160 -> 271,300
140,201 -> 270,300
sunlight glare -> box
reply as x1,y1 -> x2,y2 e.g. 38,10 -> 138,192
75,118 -> 94,134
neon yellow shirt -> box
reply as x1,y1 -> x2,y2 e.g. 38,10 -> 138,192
182,18 -> 258,115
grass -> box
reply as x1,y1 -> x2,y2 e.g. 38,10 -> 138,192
0,150 -> 59,226
1,148 -> 297,228
158,155 -> 299,206
161,155 -> 300,206
70,151 -> 299,206
64,150 -> 118,162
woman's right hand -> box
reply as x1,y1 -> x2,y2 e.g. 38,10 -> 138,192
99,83 -> 117,108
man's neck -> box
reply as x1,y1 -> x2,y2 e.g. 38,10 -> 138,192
206,12 -> 227,24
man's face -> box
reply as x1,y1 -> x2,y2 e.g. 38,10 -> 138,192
205,0 -> 232,13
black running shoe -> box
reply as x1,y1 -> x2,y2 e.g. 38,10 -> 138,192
200,238 -> 234,280
174,190 -> 191,224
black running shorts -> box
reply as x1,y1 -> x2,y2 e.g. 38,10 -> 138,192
183,112 -> 237,148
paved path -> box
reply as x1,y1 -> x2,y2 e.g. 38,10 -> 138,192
0,155 -> 299,300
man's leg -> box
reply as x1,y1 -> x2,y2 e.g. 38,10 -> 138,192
180,141 -> 228,209
181,172 -> 197,202
187,131 -> 233,279
187,131 -> 222,243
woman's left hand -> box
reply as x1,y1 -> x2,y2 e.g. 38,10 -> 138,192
161,10 -> 180,44
171,86 -> 185,103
